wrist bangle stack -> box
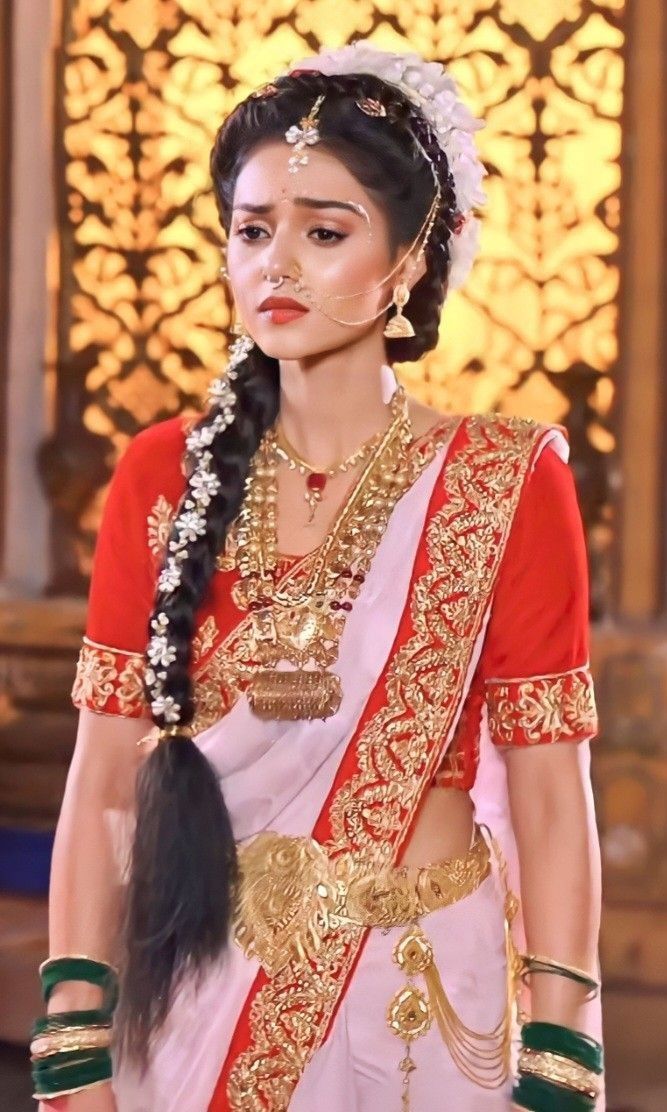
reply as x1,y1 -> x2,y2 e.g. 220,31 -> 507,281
512,1021 -> 603,1110
519,953 -> 601,1001
30,956 -> 118,1101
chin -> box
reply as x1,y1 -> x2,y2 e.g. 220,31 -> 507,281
251,329 -> 337,361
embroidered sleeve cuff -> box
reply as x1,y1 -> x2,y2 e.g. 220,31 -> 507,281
485,666 -> 598,748
71,637 -> 148,718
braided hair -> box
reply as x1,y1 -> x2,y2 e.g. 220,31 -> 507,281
116,69 -> 460,1068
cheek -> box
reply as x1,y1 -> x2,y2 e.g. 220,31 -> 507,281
310,241 -> 394,297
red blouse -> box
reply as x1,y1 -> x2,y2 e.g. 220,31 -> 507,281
71,415 -> 598,787
433,443 -> 598,789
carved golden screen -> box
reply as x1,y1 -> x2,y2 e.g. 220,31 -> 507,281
53,1 -> 624,592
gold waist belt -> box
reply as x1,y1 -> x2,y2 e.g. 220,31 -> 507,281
233,825 -> 491,976
233,824 -> 520,1107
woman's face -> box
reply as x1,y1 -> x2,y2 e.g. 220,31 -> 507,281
226,139 -> 415,360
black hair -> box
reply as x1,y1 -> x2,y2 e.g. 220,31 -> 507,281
114,68 -> 458,1069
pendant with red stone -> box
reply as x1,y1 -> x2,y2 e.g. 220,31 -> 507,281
305,471 -> 327,523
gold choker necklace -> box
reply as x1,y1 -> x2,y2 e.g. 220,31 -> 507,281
274,420 -> 391,524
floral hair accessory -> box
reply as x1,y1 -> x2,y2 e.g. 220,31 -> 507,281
356,97 -> 387,117
284,93 -> 326,173
283,41 -> 487,289
145,333 -> 257,726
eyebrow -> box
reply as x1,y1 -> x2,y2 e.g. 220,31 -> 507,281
232,196 -> 365,218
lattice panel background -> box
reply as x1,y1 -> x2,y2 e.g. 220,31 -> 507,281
50,0 -> 625,596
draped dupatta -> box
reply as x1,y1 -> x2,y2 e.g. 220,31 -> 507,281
111,414 -> 602,1112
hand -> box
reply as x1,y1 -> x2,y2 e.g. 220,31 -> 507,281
38,1082 -> 117,1112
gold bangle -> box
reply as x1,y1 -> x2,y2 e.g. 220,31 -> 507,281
520,952 -> 600,995
518,1047 -> 600,1099
38,954 -> 120,976
30,1026 -> 112,1060
32,1077 -> 112,1100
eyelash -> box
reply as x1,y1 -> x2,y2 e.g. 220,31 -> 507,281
235,224 -> 347,245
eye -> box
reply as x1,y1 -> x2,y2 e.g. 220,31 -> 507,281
235,224 -> 267,241
234,224 -> 347,245
310,227 -> 346,244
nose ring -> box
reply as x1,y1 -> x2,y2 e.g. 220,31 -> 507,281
265,273 -> 285,288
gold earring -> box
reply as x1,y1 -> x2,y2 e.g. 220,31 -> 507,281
383,281 -> 415,339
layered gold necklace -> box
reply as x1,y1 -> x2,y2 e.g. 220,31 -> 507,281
229,386 -> 417,720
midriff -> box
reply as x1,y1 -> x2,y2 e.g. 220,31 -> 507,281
400,785 -> 475,865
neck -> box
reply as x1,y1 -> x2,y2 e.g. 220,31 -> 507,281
277,337 -> 399,467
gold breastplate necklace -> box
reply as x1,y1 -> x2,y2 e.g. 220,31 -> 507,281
231,386 -> 415,720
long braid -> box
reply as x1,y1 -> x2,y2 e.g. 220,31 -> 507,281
115,346 -> 279,1066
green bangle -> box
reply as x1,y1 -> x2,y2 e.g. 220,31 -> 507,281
39,957 -> 118,1012
31,1008 -> 113,1038
513,1073 -> 596,1111
31,1049 -> 112,1098
521,1022 -> 604,1074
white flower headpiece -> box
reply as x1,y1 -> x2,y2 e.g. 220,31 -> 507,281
281,40 -> 487,290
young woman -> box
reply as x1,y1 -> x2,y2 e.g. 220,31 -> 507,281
34,42 -> 604,1112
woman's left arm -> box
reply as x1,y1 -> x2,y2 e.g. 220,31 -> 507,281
504,739 -> 602,1028
479,436 -> 603,1029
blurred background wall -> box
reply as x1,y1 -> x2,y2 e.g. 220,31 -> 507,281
0,1 -> 665,1108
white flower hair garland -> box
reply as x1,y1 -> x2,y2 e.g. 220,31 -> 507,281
284,40 -> 487,290
145,333 -> 253,724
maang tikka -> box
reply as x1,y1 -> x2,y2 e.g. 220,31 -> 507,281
284,93 -> 325,172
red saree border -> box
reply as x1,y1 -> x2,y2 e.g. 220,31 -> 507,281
210,416 -> 552,1111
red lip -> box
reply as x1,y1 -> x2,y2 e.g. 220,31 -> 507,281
258,295 -> 308,312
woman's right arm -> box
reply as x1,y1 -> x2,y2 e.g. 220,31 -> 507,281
38,420 -> 185,1108
38,708 -> 155,1111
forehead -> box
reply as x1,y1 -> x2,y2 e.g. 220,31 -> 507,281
232,139 -> 380,212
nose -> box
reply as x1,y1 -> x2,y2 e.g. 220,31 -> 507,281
258,223 -> 301,283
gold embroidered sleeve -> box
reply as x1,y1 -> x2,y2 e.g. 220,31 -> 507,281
71,637 -> 148,719
485,667 -> 598,748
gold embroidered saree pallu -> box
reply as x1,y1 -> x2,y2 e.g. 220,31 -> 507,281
110,417 -> 562,1112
